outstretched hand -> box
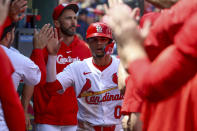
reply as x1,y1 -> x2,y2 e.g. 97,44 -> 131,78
0,0 -> 10,25
33,24 -> 53,49
104,0 -> 150,69
9,0 -> 28,22
46,28 -> 62,55
104,0 -> 150,47
33,24 -> 62,55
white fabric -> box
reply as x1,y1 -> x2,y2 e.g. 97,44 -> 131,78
56,56 -> 123,127
1,45 -> 41,89
9,46 -> 20,53
0,45 -> 41,129
46,55 -> 57,82
0,120 -> 9,131
35,124 -> 77,131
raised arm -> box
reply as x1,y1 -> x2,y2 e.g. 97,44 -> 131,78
45,29 -> 75,95
105,0 -> 197,101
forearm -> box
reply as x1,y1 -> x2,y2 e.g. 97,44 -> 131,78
129,45 -> 197,101
21,84 -> 34,113
132,14 -> 197,101
46,55 -> 57,82
118,62 -> 129,94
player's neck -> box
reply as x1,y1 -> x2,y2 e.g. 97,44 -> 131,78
0,40 -> 10,48
93,55 -> 112,66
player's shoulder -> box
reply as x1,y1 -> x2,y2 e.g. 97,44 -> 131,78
9,47 -> 21,54
2,46 -> 36,67
111,55 -> 120,64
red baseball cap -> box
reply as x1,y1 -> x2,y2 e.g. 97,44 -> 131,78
52,3 -> 79,20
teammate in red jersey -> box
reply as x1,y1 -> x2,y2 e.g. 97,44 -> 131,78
105,0 -> 197,130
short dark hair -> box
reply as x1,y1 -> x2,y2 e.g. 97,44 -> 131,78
0,23 -> 16,40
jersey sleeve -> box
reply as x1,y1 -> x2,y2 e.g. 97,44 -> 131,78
128,44 -> 197,102
121,75 -> 143,114
30,49 -> 46,86
56,64 -> 75,91
22,57 -> 41,86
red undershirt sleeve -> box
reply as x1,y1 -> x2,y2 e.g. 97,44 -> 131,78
30,49 -> 46,86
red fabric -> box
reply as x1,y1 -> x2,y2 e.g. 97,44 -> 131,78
30,49 -> 46,86
45,80 -> 63,96
0,47 -> 25,131
93,125 -> 115,131
32,35 -> 91,125
122,0 -> 197,130
139,12 -> 160,28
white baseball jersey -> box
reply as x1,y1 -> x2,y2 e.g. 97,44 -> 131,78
0,45 -> 41,130
57,56 -> 123,126
1,45 -> 41,89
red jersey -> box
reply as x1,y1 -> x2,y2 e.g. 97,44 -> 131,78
33,35 -> 91,125
0,47 -> 26,131
122,0 -> 197,130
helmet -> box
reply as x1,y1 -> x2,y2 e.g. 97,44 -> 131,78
86,22 -> 112,40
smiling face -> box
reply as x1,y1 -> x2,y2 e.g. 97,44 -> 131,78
56,9 -> 77,36
87,36 -> 110,58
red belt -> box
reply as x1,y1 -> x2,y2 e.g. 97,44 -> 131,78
93,125 -> 115,131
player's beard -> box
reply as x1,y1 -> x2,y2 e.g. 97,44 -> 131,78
59,23 -> 76,36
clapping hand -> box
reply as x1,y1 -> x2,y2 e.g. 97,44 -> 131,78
9,0 -> 28,22
0,0 -> 10,25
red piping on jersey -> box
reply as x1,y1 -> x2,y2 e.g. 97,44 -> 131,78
92,58 -> 112,72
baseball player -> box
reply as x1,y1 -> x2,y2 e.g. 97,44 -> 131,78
0,23 -> 41,131
43,22 -> 123,131
31,3 -> 92,131
0,0 -> 28,130
105,0 -> 197,130
0,46 -> 26,131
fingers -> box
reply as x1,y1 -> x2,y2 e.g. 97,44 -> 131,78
141,20 -> 151,39
48,27 -> 54,39
122,115 -> 129,129
131,8 -> 140,20
34,28 -> 39,36
40,24 -> 50,34
54,28 -> 58,39
0,0 -> 10,5
19,5 -> 28,13
4,0 -> 10,6
18,13 -> 25,21
108,0 -> 123,8
15,0 -> 28,10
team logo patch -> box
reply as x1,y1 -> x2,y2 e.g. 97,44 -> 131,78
96,24 -> 103,33
78,78 -> 91,98
112,73 -> 118,84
